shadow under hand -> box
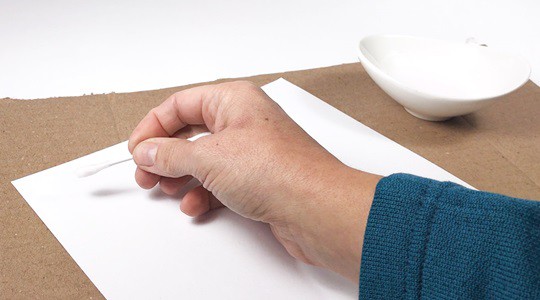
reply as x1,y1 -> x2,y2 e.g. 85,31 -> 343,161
147,178 -> 356,295
149,187 -> 176,201
191,209 -> 221,225
308,264 -> 358,296
191,207 -> 357,296
91,188 -> 135,197
149,177 -> 202,202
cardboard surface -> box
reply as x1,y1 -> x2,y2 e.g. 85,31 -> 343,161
1,63 -> 539,298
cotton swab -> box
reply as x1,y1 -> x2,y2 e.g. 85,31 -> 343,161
76,132 -> 211,178
76,158 -> 133,178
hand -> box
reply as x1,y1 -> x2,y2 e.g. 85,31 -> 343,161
128,81 -> 381,282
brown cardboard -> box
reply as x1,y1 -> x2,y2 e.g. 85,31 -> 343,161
1,63 -> 539,298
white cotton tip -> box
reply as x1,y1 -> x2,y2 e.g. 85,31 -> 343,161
76,132 -> 210,178
76,158 -> 132,178
76,163 -> 112,178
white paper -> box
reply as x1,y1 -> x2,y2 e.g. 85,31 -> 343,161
12,79 -> 471,299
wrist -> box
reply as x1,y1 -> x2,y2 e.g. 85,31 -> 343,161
293,164 -> 381,282
321,167 -> 380,282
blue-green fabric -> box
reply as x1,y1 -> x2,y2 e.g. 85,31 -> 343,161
359,173 -> 540,299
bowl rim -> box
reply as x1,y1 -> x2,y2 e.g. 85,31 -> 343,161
357,34 -> 531,102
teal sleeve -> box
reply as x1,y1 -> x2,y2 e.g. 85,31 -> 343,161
359,173 -> 540,299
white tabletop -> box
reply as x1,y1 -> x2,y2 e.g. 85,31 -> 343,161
1,0 -> 538,99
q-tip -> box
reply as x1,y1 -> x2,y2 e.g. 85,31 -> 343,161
76,158 -> 133,178
76,131 -> 211,178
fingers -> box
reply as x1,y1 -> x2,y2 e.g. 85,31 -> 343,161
137,169 -> 224,217
180,186 -> 209,216
159,176 -> 193,195
135,167 -> 160,189
128,84 -> 219,153
132,136 -> 205,178
180,186 -> 224,217
137,171 -> 224,217
128,81 -> 264,154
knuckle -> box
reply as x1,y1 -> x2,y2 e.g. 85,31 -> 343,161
169,90 -> 183,103
171,90 -> 183,98
148,107 -> 160,120
171,91 -> 188,108
229,80 -> 258,90
220,80 -> 261,99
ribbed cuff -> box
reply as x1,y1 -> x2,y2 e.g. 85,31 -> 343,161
358,173 -> 445,299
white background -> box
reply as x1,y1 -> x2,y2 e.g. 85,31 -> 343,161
1,0 -> 539,99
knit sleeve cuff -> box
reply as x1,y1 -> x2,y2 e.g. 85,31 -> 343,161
358,173 -> 444,299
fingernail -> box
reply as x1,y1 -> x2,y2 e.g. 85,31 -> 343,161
134,142 -> 158,167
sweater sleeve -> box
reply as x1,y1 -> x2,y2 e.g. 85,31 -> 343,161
359,173 -> 540,299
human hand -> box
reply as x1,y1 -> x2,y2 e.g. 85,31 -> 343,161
128,81 -> 381,282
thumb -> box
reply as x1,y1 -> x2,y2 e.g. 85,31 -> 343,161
132,137 -> 201,178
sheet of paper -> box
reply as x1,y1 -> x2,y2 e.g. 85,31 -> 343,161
265,79 -> 471,187
12,78 -> 471,299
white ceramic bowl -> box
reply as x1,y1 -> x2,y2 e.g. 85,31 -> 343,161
357,35 -> 531,121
